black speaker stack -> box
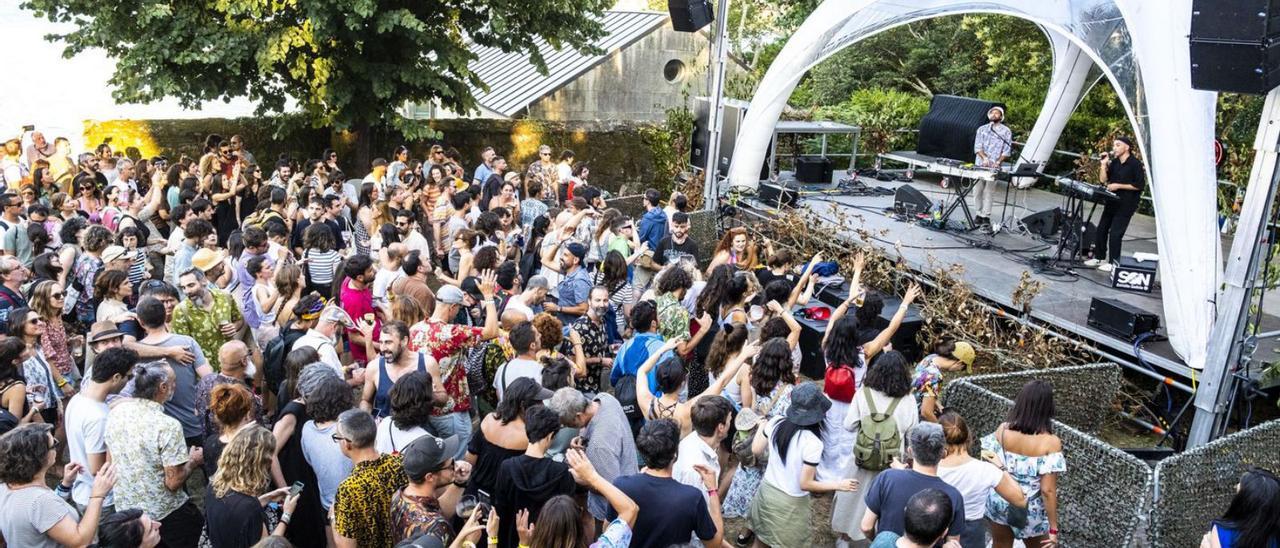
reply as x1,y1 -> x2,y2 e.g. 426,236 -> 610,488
1087,297 -> 1161,342
1191,0 -> 1280,94
916,95 -> 1006,163
668,0 -> 714,32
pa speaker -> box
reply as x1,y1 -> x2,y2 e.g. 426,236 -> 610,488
1191,39 -> 1280,94
689,97 -> 769,179
759,179 -> 799,209
894,184 -> 933,216
917,95 -> 1005,163
795,156 -> 833,184
1087,297 -> 1160,342
669,0 -> 714,32
1191,0 -> 1280,42
1021,208 -> 1061,238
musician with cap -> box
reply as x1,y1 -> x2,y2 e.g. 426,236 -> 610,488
1086,136 -> 1146,273
972,105 -> 1012,230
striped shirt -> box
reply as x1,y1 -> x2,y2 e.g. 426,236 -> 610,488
305,249 -> 343,287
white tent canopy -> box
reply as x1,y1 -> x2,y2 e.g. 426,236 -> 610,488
726,0 -> 1221,370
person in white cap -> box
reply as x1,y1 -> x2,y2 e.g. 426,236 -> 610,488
294,304 -> 364,386
972,105 -> 1012,230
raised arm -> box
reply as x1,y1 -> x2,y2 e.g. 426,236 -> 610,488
822,252 -> 864,348
567,449 -> 639,527
637,338 -> 682,418
863,283 -> 922,359
695,340 -> 760,403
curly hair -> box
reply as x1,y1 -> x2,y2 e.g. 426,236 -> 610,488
696,264 -> 736,317
495,377 -> 545,425
656,264 -> 692,295
863,350 -> 911,398
210,383 -> 254,433
389,371 -> 435,431
210,426 -> 276,498
303,223 -> 335,252
540,356 -> 574,391
751,338 -> 796,397
0,423 -> 54,483
58,216 -> 88,248
706,322 -> 749,376
531,313 -> 564,350
82,224 -> 114,253
306,374 -> 355,422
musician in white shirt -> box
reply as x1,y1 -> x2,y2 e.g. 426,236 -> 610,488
972,106 -> 1013,229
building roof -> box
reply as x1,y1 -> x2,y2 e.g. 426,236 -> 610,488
467,10 -> 669,117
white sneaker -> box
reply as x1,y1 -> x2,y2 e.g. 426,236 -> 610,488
1098,262 -> 1115,273
1084,258 -> 1102,267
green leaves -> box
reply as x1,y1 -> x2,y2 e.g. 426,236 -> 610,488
21,0 -> 611,133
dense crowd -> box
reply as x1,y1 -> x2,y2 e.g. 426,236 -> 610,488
0,132 -> 1276,548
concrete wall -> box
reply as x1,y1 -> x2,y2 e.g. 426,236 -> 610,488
527,26 -> 709,122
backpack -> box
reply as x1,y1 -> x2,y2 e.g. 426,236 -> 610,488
613,374 -> 645,438
854,389 -> 904,471
262,328 -> 306,396
824,363 -> 858,403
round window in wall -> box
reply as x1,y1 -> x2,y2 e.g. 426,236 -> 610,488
663,59 -> 687,83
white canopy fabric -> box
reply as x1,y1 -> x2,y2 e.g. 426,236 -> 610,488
727,0 -> 1220,370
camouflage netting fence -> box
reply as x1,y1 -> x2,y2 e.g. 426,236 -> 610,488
942,364 -> 1152,547
1148,419 -> 1280,547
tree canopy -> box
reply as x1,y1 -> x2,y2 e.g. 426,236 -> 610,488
22,0 -> 614,139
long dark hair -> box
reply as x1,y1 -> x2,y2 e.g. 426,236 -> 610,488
526,216 -> 550,255
601,250 -> 628,288
772,418 -> 823,463
494,377 -> 543,425
706,322 -> 748,376
1217,467 -> 1280,548
696,264 -> 735,318
751,338 -> 795,397
1006,380 -> 1055,435
863,350 -> 911,398
529,495 -> 587,548
824,314 -> 862,368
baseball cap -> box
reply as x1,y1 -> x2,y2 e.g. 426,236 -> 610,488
88,321 -> 125,344
402,434 -> 461,480
460,276 -> 483,302
190,248 -> 226,272
101,245 -> 131,264
437,285 -> 466,305
952,341 -> 976,368
565,242 -> 587,262
319,306 -> 355,328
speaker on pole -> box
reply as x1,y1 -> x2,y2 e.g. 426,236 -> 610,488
668,0 -> 714,33
1191,0 -> 1280,94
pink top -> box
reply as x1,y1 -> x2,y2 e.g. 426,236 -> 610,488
41,319 -> 74,377
340,277 -> 380,365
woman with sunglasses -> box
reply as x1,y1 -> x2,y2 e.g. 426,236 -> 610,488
74,179 -> 103,225
0,423 -> 118,547
30,280 -> 78,392
12,308 -> 74,420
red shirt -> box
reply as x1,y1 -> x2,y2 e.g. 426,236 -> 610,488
341,278 -> 380,365
410,319 -> 481,414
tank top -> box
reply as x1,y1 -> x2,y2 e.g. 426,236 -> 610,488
250,284 -> 278,327
372,353 -> 427,419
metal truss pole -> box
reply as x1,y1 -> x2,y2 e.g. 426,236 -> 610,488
1189,87 -> 1280,447
701,0 -> 731,212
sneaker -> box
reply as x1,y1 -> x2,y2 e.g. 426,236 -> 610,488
1084,258 -> 1102,268
1098,262 -> 1115,273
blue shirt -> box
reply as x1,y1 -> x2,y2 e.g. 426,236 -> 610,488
474,162 -> 493,185
609,332 -> 670,395
638,208 -> 668,251
555,266 -> 593,323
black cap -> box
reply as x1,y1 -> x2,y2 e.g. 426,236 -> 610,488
402,434 -> 460,480
460,276 -> 484,302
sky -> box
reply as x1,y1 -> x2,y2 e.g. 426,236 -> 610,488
0,2 -> 259,150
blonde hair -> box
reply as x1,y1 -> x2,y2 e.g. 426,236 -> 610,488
211,426 -> 275,498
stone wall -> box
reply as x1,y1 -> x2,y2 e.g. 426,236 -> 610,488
81,117 -> 673,195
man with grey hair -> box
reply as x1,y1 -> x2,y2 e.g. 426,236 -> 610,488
331,409 -> 408,548
545,386 -> 638,522
860,422 -> 967,545
503,274 -> 549,321
173,267 -> 245,361
104,362 -> 205,547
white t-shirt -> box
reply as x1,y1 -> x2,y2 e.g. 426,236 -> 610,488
373,267 -> 404,309
504,296 -> 535,322
64,394 -> 112,506
672,433 -> 719,504
294,330 -> 343,375
762,416 -> 824,497
938,458 -> 1005,521
374,419 -> 432,455
493,357 -> 543,400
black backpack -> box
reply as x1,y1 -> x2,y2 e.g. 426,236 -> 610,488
263,328 -> 305,396
612,374 -> 645,439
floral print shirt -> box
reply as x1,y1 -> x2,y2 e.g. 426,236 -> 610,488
103,399 -> 190,518
911,354 -> 945,406
171,288 -> 243,372
410,319 -> 481,415
390,490 -> 455,546
563,316 -> 609,394
656,292 -> 689,343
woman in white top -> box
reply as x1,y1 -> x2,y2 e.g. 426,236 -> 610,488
93,270 -> 134,325
829,350 -> 921,544
247,255 -> 281,349
938,409 -> 1027,548
749,382 -> 858,548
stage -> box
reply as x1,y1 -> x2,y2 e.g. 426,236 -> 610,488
744,164 -> 1279,388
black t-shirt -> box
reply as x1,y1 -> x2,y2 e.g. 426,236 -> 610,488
290,218 -> 343,252
864,469 -> 966,539
205,490 -> 265,548
652,236 -> 699,266
607,473 -> 717,548
1105,155 -> 1145,210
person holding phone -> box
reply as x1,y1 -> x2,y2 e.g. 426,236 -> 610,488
205,426 -> 301,548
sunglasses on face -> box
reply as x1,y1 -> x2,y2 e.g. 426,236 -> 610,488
50,292 -> 65,299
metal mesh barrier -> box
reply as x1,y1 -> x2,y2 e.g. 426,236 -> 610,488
942,367 -> 1152,548
1148,419 -> 1280,547
606,195 -> 718,264
958,363 -> 1121,435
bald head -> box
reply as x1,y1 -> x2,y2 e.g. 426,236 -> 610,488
386,243 -> 406,264
218,340 -> 249,374
501,309 -> 527,330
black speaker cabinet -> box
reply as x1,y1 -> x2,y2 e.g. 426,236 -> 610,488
917,95 -> 1006,163
690,97 -> 770,179
894,184 -> 933,216
1087,297 -> 1161,342
758,180 -> 799,209
1192,0 -> 1280,42
795,156 -> 834,184
1191,39 -> 1280,94
668,0 -> 714,32
1022,208 -> 1061,238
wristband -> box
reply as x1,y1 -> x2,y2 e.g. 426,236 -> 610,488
280,512 -> 292,525
57,379 -> 70,388
488,536 -> 499,545
707,488 -> 719,498
55,483 -> 71,492
1049,528 -> 1058,535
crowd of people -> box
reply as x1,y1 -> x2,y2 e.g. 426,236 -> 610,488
0,131 -> 1276,548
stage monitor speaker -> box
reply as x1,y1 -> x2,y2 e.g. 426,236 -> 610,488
668,0 -> 714,32
916,95 -> 1006,163
1087,297 -> 1161,342
795,156 -> 833,184
894,184 -> 933,216
1022,208 -> 1061,238
689,97 -> 770,179
758,179 -> 799,209
1191,0 -> 1280,42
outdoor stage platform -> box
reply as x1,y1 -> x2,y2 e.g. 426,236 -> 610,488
742,163 -> 1280,389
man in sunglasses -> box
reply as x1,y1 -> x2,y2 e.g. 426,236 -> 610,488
525,144 -> 559,204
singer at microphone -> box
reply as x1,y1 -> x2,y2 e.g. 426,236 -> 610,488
1086,136 -> 1145,272
972,105 -> 1012,230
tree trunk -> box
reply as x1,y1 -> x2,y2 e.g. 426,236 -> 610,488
351,120 -> 372,179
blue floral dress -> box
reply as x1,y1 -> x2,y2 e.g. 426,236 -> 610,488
980,431 -> 1066,538
722,383 -> 793,518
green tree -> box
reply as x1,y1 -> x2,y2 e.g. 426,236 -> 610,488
23,0 -> 613,163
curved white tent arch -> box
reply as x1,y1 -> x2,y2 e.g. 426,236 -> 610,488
727,0 -> 1220,370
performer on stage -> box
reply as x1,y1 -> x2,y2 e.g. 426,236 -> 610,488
1086,136 -> 1145,273
972,105 -> 1012,229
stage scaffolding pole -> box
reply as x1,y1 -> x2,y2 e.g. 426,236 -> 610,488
1188,87 -> 1280,447
701,0 -> 731,212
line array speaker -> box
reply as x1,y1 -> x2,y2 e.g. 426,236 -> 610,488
668,0 -> 714,33
1191,0 -> 1280,94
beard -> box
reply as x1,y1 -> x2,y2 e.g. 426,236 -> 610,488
382,346 -> 404,363
188,291 -> 209,308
